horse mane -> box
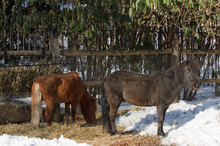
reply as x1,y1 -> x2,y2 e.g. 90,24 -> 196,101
173,62 -> 186,85
164,60 -> 200,85
118,70 -> 148,76
116,60 -> 200,84
189,60 -> 200,74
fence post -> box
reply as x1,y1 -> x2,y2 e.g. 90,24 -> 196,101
49,39 -> 60,123
50,39 -> 60,64
171,31 -> 179,103
171,32 -> 179,67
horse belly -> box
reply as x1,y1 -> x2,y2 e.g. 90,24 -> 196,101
55,92 -> 81,103
122,82 -> 156,106
54,96 -> 70,103
123,94 -> 156,106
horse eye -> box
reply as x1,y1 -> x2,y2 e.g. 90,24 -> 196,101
186,68 -> 190,72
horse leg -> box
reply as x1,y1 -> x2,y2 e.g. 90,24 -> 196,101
156,104 -> 168,136
45,102 -> 54,126
70,102 -> 78,125
65,102 -> 71,125
109,102 -> 121,135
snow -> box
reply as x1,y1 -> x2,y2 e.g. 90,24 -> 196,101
1,86 -> 220,146
0,134 -> 90,146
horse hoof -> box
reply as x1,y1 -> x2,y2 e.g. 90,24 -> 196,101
31,125 -> 39,129
157,132 -> 167,137
110,131 -> 119,136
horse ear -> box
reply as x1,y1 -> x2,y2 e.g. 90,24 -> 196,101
186,60 -> 190,66
185,60 -> 192,72
190,60 -> 201,74
91,96 -> 97,101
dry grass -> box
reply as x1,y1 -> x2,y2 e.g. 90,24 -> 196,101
0,112 -> 163,146
0,59 -> 61,97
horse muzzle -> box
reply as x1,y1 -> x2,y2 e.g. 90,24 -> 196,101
192,80 -> 200,91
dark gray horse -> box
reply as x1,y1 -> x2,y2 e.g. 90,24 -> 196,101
99,60 -> 200,136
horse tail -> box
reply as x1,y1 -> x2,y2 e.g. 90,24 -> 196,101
31,82 -> 42,128
99,79 -> 110,133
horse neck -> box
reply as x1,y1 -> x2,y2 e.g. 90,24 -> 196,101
166,65 -> 184,90
80,91 -> 93,107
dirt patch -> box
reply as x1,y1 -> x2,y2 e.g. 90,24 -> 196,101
0,112 -> 163,146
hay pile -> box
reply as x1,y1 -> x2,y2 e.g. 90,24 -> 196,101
0,99 -> 31,124
0,64 -> 61,97
0,112 -> 163,146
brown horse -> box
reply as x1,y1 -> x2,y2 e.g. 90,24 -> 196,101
31,71 -> 97,128
99,60 -> 200,136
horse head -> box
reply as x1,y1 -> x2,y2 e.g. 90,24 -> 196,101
81,95 -> 97,123
182,60 -> 200,91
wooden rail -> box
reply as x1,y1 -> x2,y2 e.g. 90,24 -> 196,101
200,79 -> 220,83
83,81 -> 102,87
0,51 -> 51,57
180,49 -> 220,54
2,49 -> 220,57
0,49 -> 172,57
62,49 -> 173,56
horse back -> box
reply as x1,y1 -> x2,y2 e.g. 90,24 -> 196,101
34,71 -> 86,103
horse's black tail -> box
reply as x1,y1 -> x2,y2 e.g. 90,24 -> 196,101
99,79 -> 111,133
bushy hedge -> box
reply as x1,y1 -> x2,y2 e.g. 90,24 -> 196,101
0,65 -> 61,97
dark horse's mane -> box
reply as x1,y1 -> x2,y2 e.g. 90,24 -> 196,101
120,59 -> 200,77
164,60 -> 200,84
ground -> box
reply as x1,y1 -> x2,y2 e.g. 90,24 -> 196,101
0,111 -> 163,146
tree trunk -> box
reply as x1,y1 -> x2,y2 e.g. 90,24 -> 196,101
49,39 -> 60,123
171,29 -> 179,103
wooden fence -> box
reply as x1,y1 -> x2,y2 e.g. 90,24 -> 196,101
1,48 -> 220,87
1,42 -> 219,123
2,49 -> 220,57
